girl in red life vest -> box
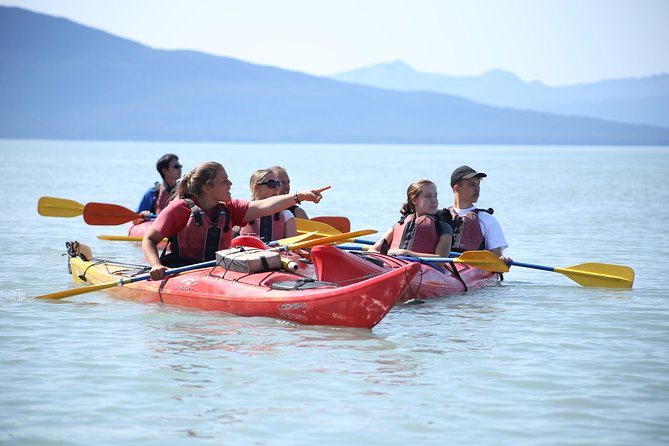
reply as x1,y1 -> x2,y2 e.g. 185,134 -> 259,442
238,168 -> 298,243
142,161 -> 329,280
369,180 -> 453,259
270,165 -> 309,219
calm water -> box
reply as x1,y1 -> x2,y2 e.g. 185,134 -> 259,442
1,140 -> 668,445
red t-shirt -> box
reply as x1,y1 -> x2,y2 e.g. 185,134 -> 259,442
153,197 -> 250,238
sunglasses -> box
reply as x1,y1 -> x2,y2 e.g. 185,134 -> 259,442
257,179 -> 282,189
170,164 -> 183,169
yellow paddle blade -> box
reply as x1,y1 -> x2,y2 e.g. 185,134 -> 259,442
280,229 -> 377,251
454,250 -> 509,273
311,216 -> 351,233
295,218 -> 340,236
36,278 -> 125,300
275,231 -> 319,246
556,263 -> 635,289
37,196 -> 85,218
98,235 -> 143,241
97,235 -> 169,243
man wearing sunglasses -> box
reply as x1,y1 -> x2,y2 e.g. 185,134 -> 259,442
136,153 -> 183,215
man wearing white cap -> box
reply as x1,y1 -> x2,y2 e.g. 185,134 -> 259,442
447,165 -> 509,261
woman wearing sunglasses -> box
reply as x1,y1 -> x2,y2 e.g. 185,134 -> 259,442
238,168 -> 298,243
143,162 -> 329,280
136,153 -> 183,215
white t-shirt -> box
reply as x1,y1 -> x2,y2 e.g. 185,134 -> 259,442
452,206 -> 508,252
281,209 -> 295,224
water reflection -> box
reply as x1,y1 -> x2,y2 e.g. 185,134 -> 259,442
137,308 -> 429,399
143,313 -> 395,355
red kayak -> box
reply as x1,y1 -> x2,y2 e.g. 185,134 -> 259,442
128,220 -> 152,238
128,220 -> 171,250
67,244 -> 420,329
309,245 -> 500,302
127,223 -> 320,277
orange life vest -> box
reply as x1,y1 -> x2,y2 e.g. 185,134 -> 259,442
448,207 -> 490,252
169,198 -> 231,261
389,214 -> 443,254
240,212 -> 289,244
155,184 -> 174,214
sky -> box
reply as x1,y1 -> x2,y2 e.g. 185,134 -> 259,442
2,0 -> 668,86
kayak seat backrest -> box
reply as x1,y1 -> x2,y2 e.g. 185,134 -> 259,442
66,240 -> 92,261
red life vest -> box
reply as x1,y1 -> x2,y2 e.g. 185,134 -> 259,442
155,184 -> 174,214
448,207 -> 488,251
389,214 -> 442,254
240,212 -> 289,244
169,199 -> 231,261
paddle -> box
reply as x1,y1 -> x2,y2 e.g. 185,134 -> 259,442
37,196 -> 85,218
296,218 -> 375,245
97,232 -> 319,246
275,229 -> 377,251
338,244 -> 371,251
337,245 -> 508,273
321,218 -> 634,288
267,231 -> 319,247
382,247 -> 633,288
37,196 -> 156,225
98,235 -> 145,242
84,202 -> 155,226
36,260 -> 218,300
311,216 -> 351,233
507,260 -> 634,289
36,230 -> 378,300
397,251 -> 510,273
97,235 -> 173,245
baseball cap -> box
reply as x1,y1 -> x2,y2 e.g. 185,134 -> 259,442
450,165 -> 487,187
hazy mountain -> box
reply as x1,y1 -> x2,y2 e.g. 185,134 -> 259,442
2,7 -> 669,144
331,61 -> 669,128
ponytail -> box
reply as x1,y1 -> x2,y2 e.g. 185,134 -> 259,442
400,179 -> 435,217
176,162 -> 223,199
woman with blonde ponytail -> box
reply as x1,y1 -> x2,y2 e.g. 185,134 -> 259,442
369,180 -> 452,259
142,161 -> 329,280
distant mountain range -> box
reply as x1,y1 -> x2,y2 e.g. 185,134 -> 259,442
331,61 -> 669,129
2,6 -> 669,144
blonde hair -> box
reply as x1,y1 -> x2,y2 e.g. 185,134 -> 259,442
176,162 -> 222,199
249,168 -> 275,200
400,180 -> 435,216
